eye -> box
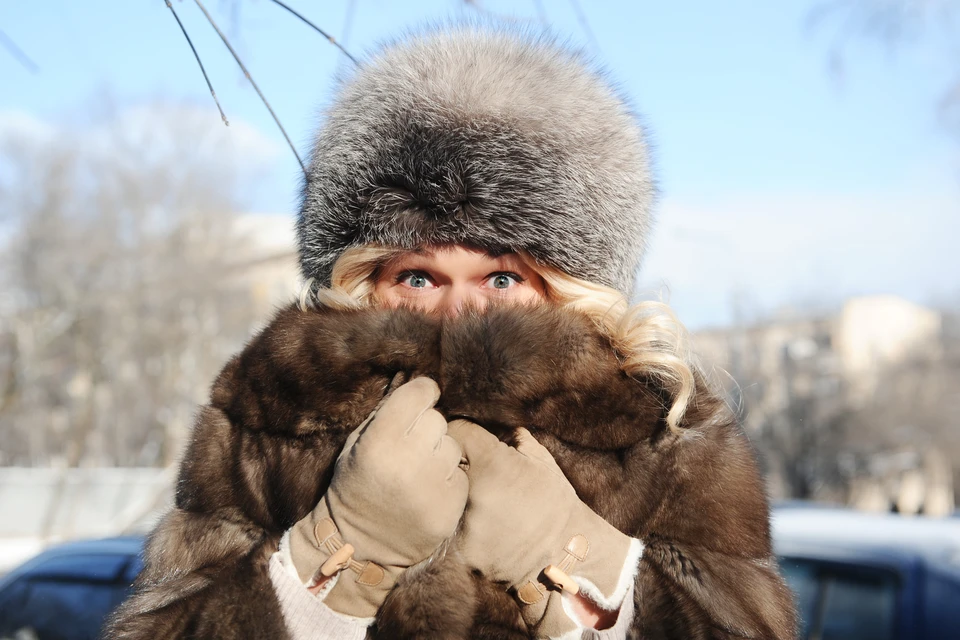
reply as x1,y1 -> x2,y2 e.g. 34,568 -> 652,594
485,272 -> 524,290
397,270 -> 435,289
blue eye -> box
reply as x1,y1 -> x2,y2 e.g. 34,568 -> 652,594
408,274 -> 428,288
487,273 -> 523,290
398,271 -> 432,289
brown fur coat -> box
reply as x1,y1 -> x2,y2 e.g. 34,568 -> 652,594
105,302 -> 797,639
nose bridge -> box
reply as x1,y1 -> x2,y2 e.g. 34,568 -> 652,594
440,282 -> 484,317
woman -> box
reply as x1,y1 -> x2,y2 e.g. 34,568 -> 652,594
107,25 -> 796,640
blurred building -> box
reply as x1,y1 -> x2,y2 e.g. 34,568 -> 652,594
232,213 -> 302,321
694,295 -> 956,516
834,296 -> 943,404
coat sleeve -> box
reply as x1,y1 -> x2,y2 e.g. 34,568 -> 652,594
629,393 -> 798,640
437,305 -> 798,640
103,304 -> 441,639
102,407 -> 295,638
539,390 -> 796,640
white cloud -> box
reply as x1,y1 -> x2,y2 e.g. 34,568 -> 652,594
234,213 -> 296,255
0,109 -> 57,143
639,185 -> 960,329
125,104 -> 279,160
88,103 -> 281,173
1,104 -> 281,176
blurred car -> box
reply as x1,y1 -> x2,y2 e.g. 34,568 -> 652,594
0,537 -> 143,640
773,507 -> 960,640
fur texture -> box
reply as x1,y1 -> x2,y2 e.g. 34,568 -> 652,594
105,303 -> 797,640
298,26 -> 655,296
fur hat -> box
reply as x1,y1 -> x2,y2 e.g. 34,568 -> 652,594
297,25 -> 655,296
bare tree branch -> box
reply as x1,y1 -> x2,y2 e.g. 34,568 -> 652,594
0,27 -> 39,74
268,0 -> 359,66
165,1 -> 229,126
809,0 -> 960,141
807,0 -> 957,47
192,0 -> 307,176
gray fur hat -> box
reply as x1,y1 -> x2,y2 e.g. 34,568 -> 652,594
298,25 -> 655,296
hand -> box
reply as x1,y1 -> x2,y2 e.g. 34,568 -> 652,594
288,377 -> 468,618
448,420 -> 634,637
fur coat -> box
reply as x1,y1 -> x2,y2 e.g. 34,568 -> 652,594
105,302 -> 797,639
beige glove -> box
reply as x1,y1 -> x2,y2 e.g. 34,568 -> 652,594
288,377 -> 468,618
448,420 -> 634,638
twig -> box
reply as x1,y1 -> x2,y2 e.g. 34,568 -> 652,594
164,1 -> 229,126
0,27 -> 40,74
192,0 -> 307,176
567,0 -> 601,54
268,0 -> 359,66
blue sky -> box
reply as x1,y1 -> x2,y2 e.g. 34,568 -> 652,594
2,0 -> 957,328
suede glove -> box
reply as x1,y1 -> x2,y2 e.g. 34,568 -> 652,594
448,420 -> 635,638
288,377 -> 468,618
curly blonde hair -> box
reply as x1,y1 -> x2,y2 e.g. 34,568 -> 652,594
302,245 -> 696,431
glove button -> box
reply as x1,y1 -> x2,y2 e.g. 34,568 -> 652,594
517,580 -> 546,605
313,518 -> 340,546
355,561 -> 386,586
564,534 -> 589,561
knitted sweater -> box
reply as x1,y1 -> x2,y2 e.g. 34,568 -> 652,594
269,534 -> 638,640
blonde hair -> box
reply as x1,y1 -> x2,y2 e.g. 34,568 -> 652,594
302,245 -> 697,431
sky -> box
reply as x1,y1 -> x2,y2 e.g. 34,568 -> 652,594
1,0 -> 958,328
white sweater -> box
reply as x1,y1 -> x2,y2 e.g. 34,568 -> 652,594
268,535 -> 641,640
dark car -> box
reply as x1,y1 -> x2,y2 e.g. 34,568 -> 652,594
773,507 -> 960,640
0,537 -> 143,640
